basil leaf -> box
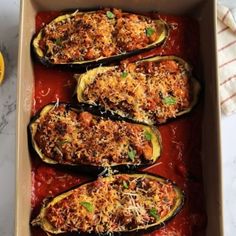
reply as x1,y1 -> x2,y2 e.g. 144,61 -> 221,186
123,180 -> 129,189
121,71 -> 128,78
162,96 -> 176,105
80,201 -> 94,213
146,27 -> 155,37
144,131 -> 152,141
56,139 -> 71,146
54,38 -> 62,46
149,207 -> 159,220
106,11 -> 115,19
128,147 -> 136,161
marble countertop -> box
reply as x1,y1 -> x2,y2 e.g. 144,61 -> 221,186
221,114 -> 236,236
0,1 -> 19,236
0,1 -> 236,236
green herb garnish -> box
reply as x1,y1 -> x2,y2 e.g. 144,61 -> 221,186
123,181 -> 129,189
149,207 -> 159,220
128,147 -> 136,161
80,201 -> 94,213
106,11 -> 115,19
162,96 -> 176,105
146,27 -> 155,37
56,139 -> 71,146
121,71 -> 128,78
54,38 -> 62,46
144,131 -> 152,141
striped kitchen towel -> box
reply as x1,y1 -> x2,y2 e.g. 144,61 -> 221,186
217,5 -> 236,115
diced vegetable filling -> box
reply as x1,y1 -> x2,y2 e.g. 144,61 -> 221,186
38,8 -> 161,63
45,174 -> 178,233
82,59 -> 192,123
34,105 -> 155,166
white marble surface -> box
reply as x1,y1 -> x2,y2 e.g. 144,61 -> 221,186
0,0 -> 19,236
221,114 -> 236,236
0,1 -> 236,236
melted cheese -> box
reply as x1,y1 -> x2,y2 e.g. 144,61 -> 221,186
45,174 -> 178,233
34,105 -> 154,166
82,60 -> 192,123
39,8 -> 159,63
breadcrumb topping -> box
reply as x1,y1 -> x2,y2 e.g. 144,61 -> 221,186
45,174 -> 178,233
34,105 -> 155,166
82,59 -> 192,123
38,8 -> 160,63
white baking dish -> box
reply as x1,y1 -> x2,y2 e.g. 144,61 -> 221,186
16,0 -> 223,235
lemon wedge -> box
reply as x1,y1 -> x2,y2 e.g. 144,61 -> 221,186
0,51 -> 5,85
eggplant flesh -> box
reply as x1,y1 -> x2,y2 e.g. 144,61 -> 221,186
29,103 -> 161,171
32,173 -> 184,235
32,8 -> 168,69
76,56 -> 201,125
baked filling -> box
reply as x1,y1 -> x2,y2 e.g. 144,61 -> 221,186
38,8 -> 161,63
81,59 -> 192,123
34,104 -> 157,166
45,174 -> 179,233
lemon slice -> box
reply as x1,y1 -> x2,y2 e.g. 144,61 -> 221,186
0,52 -> 5,85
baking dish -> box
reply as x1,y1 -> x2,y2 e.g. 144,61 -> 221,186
16,0 -> 223,235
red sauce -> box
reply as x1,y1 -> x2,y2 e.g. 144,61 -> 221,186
31,11 -> 206,236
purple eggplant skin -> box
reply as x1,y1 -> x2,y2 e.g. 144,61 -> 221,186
28,102 -> 162,175
31,9 -> 168,71
31,172 -> 185,236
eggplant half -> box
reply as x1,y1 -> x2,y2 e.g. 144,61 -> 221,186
32,173 -> 184,235
32,8 -> 168,69
76,56 -> 201,125
29,103 -> 161,171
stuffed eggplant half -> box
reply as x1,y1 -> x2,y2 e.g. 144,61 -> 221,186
32,173 -> 184,235
29,103 -> 161,170
32,8 -> 168,68
76,56 -> 201,125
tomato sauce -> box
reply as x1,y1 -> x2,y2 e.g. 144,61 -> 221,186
31,11 -> 206,236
